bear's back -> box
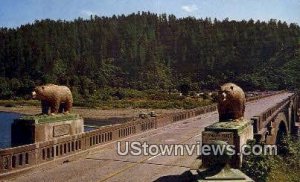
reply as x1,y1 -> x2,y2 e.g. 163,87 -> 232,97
43,84 -> 72,99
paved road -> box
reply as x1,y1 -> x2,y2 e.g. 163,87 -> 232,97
11,93 -> 293,182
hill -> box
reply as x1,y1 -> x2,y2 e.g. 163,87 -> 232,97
0,12 -> 299,99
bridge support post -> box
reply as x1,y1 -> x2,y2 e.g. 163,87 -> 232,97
296,108 -> 300,138
196,120 -> 254,181
294,122 -> 300,139
201,120 -> 253,168
11,114 -> 84,146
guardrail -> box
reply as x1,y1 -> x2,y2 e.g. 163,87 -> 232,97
245,91 -> 286,102
0,91 -> 287,176
0,104 -> 217,175
251,93 -> 296,135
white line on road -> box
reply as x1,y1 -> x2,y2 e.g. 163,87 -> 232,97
193,133 -> 202,138
147,153 -> 162,161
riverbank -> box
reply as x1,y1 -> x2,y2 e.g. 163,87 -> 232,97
0,105 -> 183,126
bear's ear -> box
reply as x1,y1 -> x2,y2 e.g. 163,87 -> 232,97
230,86 -> 234,90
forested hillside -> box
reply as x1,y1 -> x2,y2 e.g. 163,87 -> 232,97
0,12 -> 299,99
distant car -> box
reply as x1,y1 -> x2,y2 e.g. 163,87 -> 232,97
246,93 -> 254,97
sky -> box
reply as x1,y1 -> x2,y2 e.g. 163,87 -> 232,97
0,0 -> 299,28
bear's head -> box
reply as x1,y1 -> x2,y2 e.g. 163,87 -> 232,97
32,84 -> 54,100
218,83 -> 238,102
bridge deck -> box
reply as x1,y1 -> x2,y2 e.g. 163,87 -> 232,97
11,93 -> 293,182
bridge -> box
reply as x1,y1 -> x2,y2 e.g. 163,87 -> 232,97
0,92 -> 299,181
252,92 -> 299,144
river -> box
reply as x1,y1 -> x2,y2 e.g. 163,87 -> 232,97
0,112 -> 21,149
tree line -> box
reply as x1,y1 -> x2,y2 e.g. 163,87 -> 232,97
0,12 -> 299,99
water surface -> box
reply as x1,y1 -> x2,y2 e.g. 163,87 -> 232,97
0,112 -> 21,149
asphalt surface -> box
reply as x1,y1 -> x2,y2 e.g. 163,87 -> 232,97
10,92 -> 293,182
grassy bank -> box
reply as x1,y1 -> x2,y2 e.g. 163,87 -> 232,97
0,99 -> 39,107
0,98 -> 212,110
267,137 -> 300,182
242,137 -> 300,182
0,88 -> 213,109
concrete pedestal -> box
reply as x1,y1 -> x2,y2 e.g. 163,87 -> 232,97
11,114 -> 83,146
197,166 -> 253,182
201,120 -> 253,168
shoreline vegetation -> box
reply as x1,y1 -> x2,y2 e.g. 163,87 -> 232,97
0,88 -> 214,120
0,90 -> 281,121
0,97 -> 212,110
242,137 -> 300,182
0,90 -> 213,121
0,104 -> 183,127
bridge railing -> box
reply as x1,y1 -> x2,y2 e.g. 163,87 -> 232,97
251,93 -> 295,136
0,105 -> 218,175
245,91 -> 286,102
0,91 -> 286,176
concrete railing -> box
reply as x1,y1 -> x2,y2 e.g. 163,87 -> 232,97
251,93 -> 296,135
0,104 -> 217,175
0,91 -> 287,176
245,90 -> 286,102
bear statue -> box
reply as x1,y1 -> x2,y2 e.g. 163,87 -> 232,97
217,83 -> 246,121
32,84 -> 73,115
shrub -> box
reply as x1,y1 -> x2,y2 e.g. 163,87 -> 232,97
178,84 -> 190,96
267,136 -> 300,182
242,137 -> 300,182
241,140 -> 271,182
4,103 -> 15,107
121,88 -> 146,99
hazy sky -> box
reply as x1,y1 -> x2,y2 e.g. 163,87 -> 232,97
0,0 -> 299,28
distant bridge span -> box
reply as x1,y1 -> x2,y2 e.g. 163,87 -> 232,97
1,92 -> 299,181
251,92 -> 299,144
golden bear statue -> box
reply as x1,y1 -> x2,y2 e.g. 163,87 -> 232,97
217,83 -> 246,121
32,84 -> 73,115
